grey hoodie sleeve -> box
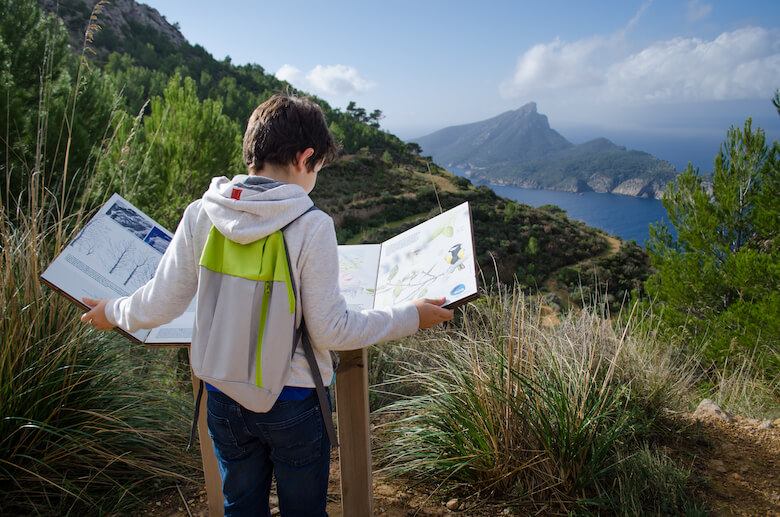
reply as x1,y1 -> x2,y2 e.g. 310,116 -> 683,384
104,203 -> 200,332
297,215 -> 420,351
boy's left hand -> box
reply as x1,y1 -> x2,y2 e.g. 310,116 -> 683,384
81,297 -> 115,331
412,297 -> 454,329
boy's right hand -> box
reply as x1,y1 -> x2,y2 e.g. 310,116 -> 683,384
412,297 -> 454,329
81,297 -> 115,331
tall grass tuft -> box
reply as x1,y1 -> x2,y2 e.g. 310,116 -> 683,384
376,285 -> 700,514
705,352 -> 780,419
1,201 -> 199,514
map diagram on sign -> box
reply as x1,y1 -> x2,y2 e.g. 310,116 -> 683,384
337,202 -> 478,311
41,193 -> 195,346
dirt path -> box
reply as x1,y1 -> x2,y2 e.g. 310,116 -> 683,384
683,414 -> 780,516
148,409 -> 779,516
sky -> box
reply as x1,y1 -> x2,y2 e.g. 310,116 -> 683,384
142,0 -> 780,172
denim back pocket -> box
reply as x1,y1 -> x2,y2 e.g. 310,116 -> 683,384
264,405 -> 323,467
206,396 -> 246,461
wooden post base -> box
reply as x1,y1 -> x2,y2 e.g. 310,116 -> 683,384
190,370 -> 224,516
335,348 -> 373,516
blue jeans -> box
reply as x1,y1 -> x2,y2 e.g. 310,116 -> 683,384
206,389 -> 331,516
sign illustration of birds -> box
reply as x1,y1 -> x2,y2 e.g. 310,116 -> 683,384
446,243 -> 466,272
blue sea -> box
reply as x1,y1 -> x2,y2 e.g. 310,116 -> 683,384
450,169 -> 674,245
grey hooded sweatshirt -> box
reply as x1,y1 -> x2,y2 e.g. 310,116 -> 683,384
105,175 -> 420,389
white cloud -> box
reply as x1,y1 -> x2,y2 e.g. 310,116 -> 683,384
622,0 -> 653,36
502,26 -> 780,106
605,27 -> 780,102
275,63 -> 375,97
275,64 -> 303,85
686,0 -> 712,23
501,2 -> 644,98
501,36 -> 609,94
306,65 -> 375,95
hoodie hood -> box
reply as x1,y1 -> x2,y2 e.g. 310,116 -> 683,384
201,175 -> 314,244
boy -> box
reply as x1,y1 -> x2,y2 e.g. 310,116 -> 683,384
81,94 -> 453,516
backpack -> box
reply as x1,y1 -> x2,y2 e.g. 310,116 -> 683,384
187,207 -> 337,448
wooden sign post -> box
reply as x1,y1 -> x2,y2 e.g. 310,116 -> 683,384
191,350 -> 373,516
190,371 -> 225,516
335,348 -> 373,516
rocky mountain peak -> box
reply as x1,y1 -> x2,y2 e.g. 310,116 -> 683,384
38,0 -> 186,52
516,101 -> 537,116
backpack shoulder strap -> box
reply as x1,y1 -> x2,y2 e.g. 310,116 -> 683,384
282,203 -> 319,357
283,205 -> 338,447
300,319 -> 339,448
187,379 -> 205,450
282,205 -> 320,232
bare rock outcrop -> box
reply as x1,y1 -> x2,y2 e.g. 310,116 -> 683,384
586,173 -> 617,193
39,0 -> 186,55
612,177 -> 666,199
694,398 -> 733,423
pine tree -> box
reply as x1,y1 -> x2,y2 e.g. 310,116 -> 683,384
646,95 -> 779,372
133,75 -> 242,228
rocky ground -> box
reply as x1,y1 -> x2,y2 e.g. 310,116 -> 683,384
144,405 -> 779,516
683,404 -> 780,517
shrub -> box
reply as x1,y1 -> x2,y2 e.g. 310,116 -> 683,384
375,285 -> 699,514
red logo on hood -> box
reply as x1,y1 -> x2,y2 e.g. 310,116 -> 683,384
230,188 -> 242,200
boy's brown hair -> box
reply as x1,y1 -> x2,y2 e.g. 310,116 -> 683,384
243,94 -> 340,173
